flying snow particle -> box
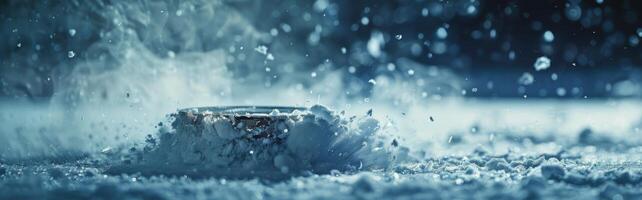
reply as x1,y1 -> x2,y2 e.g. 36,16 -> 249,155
68,51 -> 76,58
395,34 -> 403,40
348,66 -> 356,74
565,5 -> 582,21
508,51 -> 516,60
467,5 -> 476,14
533,56 -> 551,71
68,29 -> 77,37
387,63 -> 396,71
543,31 -> 554,42
436,27 -> 448,39
368,79 -> 377,85
407,69 -> 415,75
421,8 -> 429,17
489,29 -> 497,39
630,35 -> 640,46
281,23 -> 292,33
518,72 -> 534,85
361,17 -> 369,25
255,45 -> 268,55
367,31 -> 385,58
556,88 -> 567,96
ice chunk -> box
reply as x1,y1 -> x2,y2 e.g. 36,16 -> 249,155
518,72 -> 535,85
68,51 -> 76,58
533,56 -> 551,71
541,164 -> 565,180
368,79 -> 377,85
352,174 -> 376,193
486,158 -> 511,172
255,45 -> 268,55
211,117 -> 242,140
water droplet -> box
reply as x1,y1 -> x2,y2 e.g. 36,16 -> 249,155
395,34 -> 402,40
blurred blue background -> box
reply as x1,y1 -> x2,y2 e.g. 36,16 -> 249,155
1,0 -> 641,100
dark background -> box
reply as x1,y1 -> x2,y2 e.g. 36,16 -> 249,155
2,0 -> 641,99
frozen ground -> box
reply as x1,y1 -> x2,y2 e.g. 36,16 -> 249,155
1,99 -> 642,200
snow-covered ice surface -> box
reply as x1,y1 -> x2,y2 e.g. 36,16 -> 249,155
2,100 -> 642,200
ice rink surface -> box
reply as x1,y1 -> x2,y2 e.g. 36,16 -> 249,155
1,99 -> 641,200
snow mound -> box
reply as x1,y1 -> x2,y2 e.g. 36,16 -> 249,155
108,105 -> 402,179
